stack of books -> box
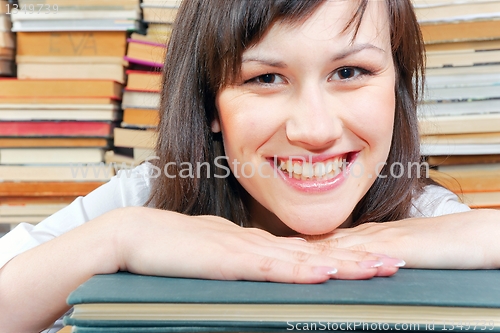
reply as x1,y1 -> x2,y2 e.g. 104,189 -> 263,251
0,79 -> 120,230
0,0 -> 14,76
64,270 -> 500,332
11,0 -> 139,82
415,0 -> 500,209
114,33 -> 163,165
111,66 -> 160,166
108,0 -> 179,166
141,0 -> 180,43
15,30 -> 128,82
11,0 -> 141,32
0,0 -> 144,230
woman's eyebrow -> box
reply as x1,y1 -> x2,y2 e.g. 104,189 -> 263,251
241,57 -> 287,68
241,43 -> 385,68
331,43 -> 386,62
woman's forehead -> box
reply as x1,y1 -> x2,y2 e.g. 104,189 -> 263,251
246,0 -> 390,55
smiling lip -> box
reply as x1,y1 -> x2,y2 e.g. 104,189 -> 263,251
268,152 -> 358,193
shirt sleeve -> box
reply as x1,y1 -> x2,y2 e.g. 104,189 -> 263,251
0,162 -> 153,270
410,184 -> 471,218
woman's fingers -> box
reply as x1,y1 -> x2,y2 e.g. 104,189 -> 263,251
223,252 -> 335,283
294,231 -> 405,276
235,230 -> 404,277
237,226 -> 405,279
225,252 -> 384,283
215,238 -> 402,282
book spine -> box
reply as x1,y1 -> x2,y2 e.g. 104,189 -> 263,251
0,121 -> 112,136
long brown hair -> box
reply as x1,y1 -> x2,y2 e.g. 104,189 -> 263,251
147,0 -> 427,227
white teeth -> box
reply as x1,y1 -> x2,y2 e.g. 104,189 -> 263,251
314,163 -> 326,178
326,161 -> 334,174
278,156 -> 349,180
334,160 -> 342,176
293,163 -> 302,175
302,163 -> 314,178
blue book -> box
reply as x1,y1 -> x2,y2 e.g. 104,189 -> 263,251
64,269 -> 500,332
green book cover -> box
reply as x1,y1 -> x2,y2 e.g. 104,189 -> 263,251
65,269 -> 500,332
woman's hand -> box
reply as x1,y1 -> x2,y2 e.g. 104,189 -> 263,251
303,209 -> 500,269
115,207 -> 404,283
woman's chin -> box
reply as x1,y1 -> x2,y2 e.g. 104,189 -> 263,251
279,211 -> 351,236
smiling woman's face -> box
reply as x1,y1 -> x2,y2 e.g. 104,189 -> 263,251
214,0 -> 396,236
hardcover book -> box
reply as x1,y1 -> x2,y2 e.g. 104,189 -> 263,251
65,269 -> 500,332
0,79 -> 122,99
124,38 -> 166,68
0,121 -> 114,137
0,181 -> 104,196
420,18 -> 500,44
414,0 -> 500,23
16,31 -> 127,57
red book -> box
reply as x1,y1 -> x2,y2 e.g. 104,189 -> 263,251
0,121 -> 113,137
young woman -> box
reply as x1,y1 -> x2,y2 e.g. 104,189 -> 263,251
1,0 -> 499,332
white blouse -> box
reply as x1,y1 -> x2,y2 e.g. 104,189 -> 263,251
0,162 -> 471,332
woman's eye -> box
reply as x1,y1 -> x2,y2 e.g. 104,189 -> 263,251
249,74 -> 284,84
330,67 -> 366,81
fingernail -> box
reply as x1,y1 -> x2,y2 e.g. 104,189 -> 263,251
358,260 -> 383,269
289,237 -> 307,242
380,257 -> 406,267
314,266 -> 338,275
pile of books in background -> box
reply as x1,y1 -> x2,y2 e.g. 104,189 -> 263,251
0,0 -> 141,233
141,0 -> 179,43
0,80 -> 119,227
0,0 -> 14,76
110,30 -> 163,165
415,0 -> 500,209
109,0 -> 180,166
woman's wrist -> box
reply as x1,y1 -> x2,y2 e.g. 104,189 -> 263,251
87,206 -> 145,275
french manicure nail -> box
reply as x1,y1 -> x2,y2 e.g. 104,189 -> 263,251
395,260 -> 406,267
358,260 -> 383,269
380,257 -> 406,267
314,266 -> 338,275
289,237 -> 307,242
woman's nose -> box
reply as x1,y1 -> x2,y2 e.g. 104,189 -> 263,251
285,85 -> 343,150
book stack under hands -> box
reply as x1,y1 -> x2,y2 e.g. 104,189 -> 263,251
0,0 -> 14,76
0,79 -> 120,231
414,0 -> 500,209
64,270 -> 500,332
